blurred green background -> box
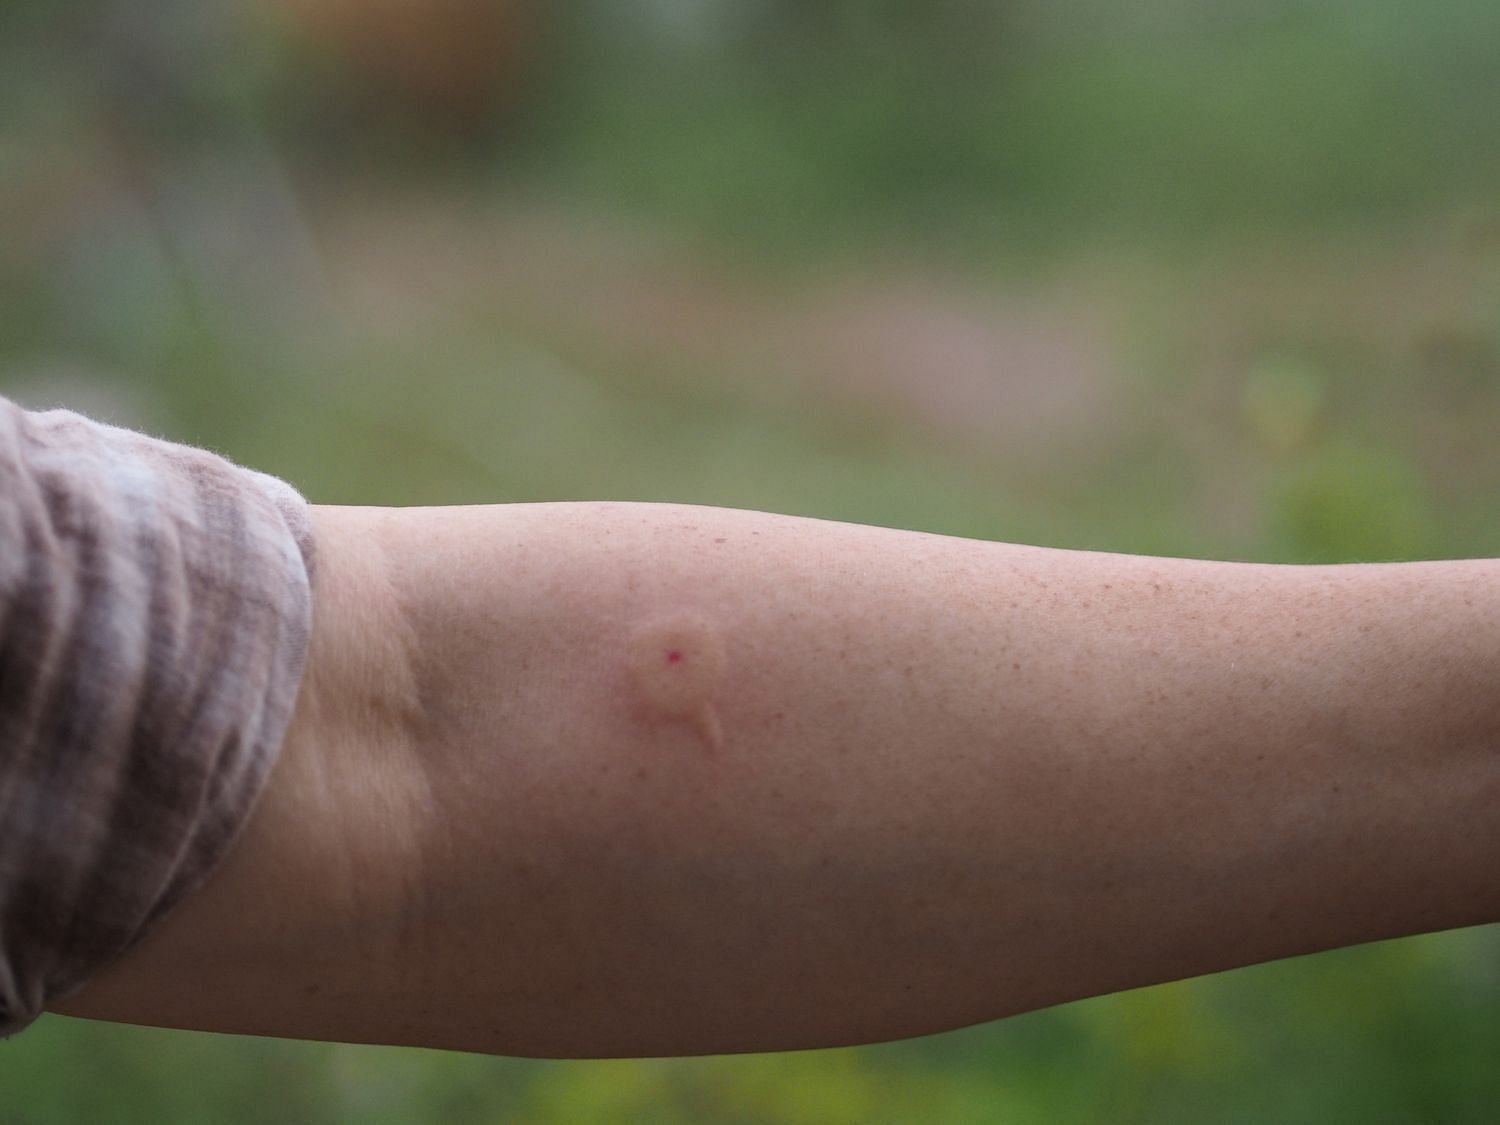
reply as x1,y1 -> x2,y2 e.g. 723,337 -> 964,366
4,1 -> 1500,1121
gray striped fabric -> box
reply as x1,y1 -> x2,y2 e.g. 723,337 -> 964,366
0,397 -> 314,1036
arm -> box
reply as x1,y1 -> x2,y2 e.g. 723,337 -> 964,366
53,501 -> 1500,1057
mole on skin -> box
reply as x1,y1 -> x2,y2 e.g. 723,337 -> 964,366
627,613 -> 727,752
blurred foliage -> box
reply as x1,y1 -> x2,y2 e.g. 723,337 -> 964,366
1269,437 -> 1437,564
3,0 -> 1500,1121
540,0 -> 1500,252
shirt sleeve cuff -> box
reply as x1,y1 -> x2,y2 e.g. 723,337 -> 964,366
0,400 -> 315,1036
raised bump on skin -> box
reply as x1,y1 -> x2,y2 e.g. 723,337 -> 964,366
627,613 -> 727,752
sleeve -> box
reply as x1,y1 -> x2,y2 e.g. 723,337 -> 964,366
0,396 -> 315,1037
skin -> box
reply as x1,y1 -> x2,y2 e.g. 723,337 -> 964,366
53,501 -> 1500,1057
627,613 -> 728,753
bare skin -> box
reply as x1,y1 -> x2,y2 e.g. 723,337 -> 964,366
53,502 -> 1500,1057
627,613 -> 727,753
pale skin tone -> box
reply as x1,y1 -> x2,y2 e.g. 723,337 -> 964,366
54,502 -> 1500,1057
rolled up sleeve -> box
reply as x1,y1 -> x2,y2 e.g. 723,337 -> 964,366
0,397 -> 314,1037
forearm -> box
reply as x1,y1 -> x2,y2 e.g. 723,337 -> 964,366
56,502 -> 1500,1056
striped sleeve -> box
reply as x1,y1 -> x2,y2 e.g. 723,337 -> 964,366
0,397 -> 314,1036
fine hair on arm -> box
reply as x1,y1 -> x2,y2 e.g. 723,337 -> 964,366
53,501 -> 1500,1058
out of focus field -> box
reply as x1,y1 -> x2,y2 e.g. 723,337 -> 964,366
4,3 -> 1500,1121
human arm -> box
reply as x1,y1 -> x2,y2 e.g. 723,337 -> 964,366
52,500 -> 1500,1057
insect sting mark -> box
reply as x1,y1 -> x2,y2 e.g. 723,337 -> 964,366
628,613 -> 728,754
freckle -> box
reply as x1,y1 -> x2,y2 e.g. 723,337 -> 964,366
714,537 -> 727,544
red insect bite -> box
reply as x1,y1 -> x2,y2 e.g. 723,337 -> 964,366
666,650 -> 684,665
